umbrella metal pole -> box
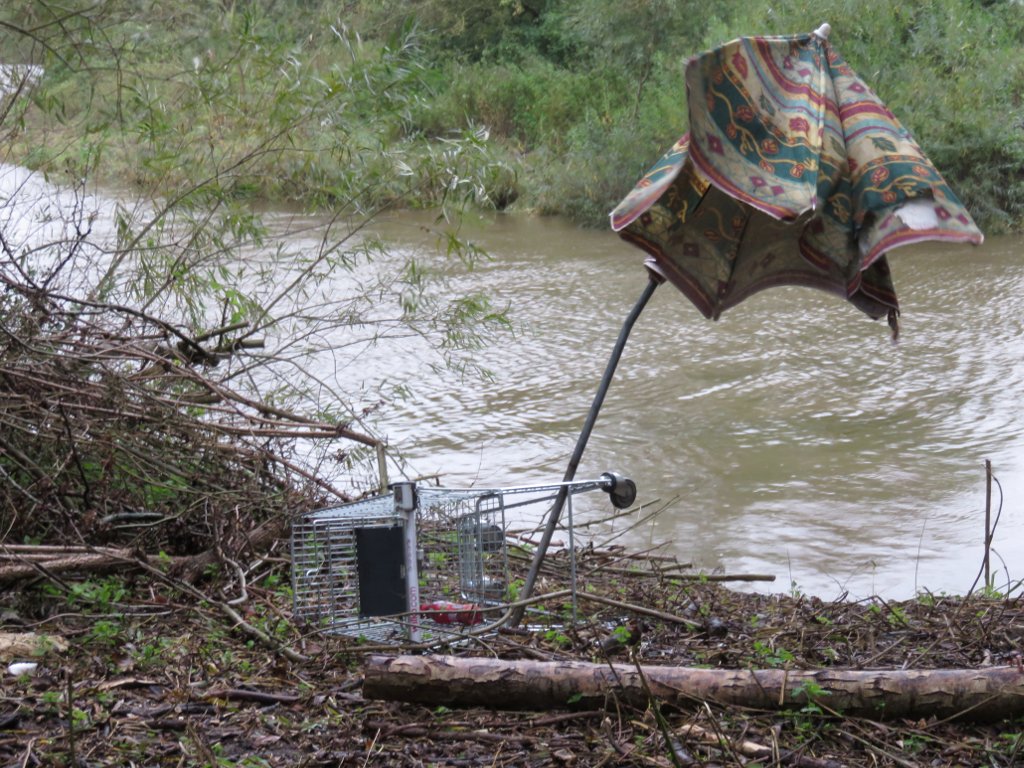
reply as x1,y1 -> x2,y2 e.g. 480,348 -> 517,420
509,276 -> 659,626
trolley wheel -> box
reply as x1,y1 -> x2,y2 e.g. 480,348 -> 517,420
600,472 -> 637,510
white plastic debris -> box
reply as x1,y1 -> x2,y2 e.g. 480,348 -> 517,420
6,662 -> 38,677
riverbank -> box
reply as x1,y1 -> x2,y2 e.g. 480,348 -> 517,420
2,2 -> 1022,233
2,543 -> 1022,766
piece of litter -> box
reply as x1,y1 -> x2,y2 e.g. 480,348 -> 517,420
6,662 -> 38,676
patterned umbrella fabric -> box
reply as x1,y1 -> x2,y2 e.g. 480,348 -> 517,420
610,24 -> 983,336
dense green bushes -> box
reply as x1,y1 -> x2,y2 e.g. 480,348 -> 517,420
357,0 -> 1024,232
3,0 -> 1021,231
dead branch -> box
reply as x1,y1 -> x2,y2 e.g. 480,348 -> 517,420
363,655 -> 1024,722
0,548 -> 138,586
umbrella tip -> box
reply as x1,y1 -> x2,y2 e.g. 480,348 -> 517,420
812,22 -> 831,40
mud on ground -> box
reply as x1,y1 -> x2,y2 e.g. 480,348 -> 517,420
1,545 -> 1022,767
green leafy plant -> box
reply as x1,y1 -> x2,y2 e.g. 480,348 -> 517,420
65,579 -> 129,613
506,577 -> 525,602
752,640 -> 795,668
885,603 -> 910,628
543,628 -> 572,649
791,680 -> 832,707
85,620 -> 123,647
611,625 -> 633,645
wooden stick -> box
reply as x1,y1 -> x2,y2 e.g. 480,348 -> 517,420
364,655 -> 1024,722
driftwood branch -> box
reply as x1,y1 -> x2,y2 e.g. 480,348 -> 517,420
0,547 -> 137,586
363,655 -> 1024,722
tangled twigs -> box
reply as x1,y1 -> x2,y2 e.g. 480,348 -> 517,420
130,554 -> 308,663
0,268 -> 370,558
0,512 -> 287,588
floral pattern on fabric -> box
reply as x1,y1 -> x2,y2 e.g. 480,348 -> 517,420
610,30 -> 983,328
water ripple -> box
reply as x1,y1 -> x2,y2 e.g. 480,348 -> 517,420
321,214 -> 1024,600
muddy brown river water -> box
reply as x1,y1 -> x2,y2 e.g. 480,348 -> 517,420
349,211 -> 1023,601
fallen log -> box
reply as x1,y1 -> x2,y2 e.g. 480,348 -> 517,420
363,655 -> 1024,722
0,548 -> 136,586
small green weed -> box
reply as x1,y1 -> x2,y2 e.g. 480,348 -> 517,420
790,680 -> 832,706
610,625 -> 633,645
885,604 -> 909,628
898,734 -> 931,754
543,629 -> 572,649
64,578 -> 128,612
85,619 -> 123,647
752,640 -> 794,667
506,578 -> 524,602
